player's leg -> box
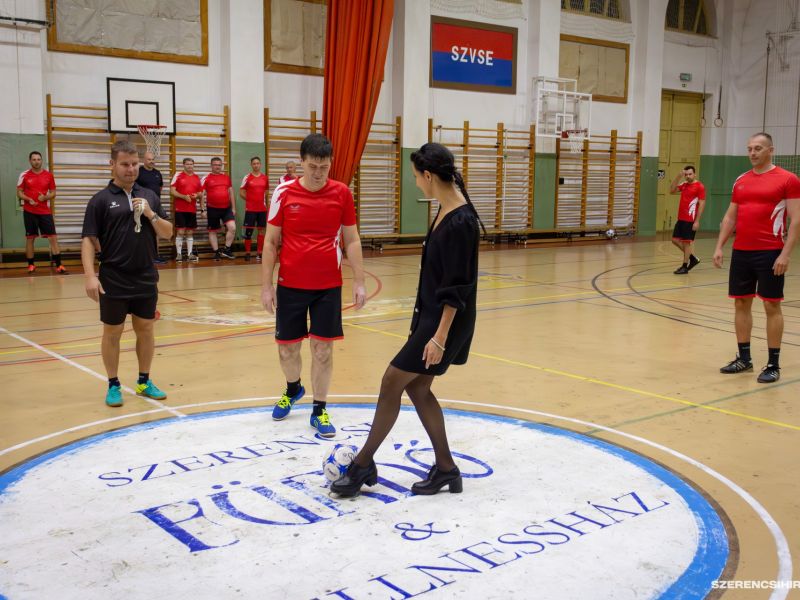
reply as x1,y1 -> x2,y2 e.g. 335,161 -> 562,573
683,240 -> 692,266
672,222 -> 690,274
131,300 -> 167,398
272,286 -> 309,420
256,214 -> 267,261
756,252 -> 785,383
23,213 -> 37,272
221,218 -> 236,258
175,224 -> 185,262
99,295 -> 127,407
44,214 -> 66,273
721,250 -> 755,373
307,287 -> 344,436
243,212 -> 254,260
186,214 -> 198,262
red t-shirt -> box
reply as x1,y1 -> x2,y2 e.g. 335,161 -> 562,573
201,173 -> 233,209
677,180 -> 705,223
732,166 -> 800,251
268,178 -> 357,289
171,172 -> 202,213
240,173 -> 268,212
17,169 -> 56,215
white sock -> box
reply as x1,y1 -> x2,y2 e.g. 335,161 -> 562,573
187,237 -> 194,255
176,235 -> 184,255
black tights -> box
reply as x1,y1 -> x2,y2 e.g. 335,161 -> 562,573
355,365 -> 456,471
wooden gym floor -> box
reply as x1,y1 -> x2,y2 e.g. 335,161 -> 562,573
0,234 -> 798,596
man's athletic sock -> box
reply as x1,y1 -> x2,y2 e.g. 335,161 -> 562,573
244,238 -> 252,254
138,373 -> 149,385
286,379 -> 301,398
108,377 -> 120,389
175,236 -> 184,256
53,253 -> 62,267
312,400 -> 326,416
738,342 -> 751,363
257,233 -> 265,254
187,236 -> 194,256
27,257 -> 35,266
768,347 -> 780,368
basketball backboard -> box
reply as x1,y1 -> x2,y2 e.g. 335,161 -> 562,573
533,76 -> 592,139
106,78 -> 176,134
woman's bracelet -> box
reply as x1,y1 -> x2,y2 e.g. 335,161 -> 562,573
430,338 -> 446,352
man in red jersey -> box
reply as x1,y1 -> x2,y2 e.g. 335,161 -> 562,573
201,157 -> 236,260
17,151 -> 66,273
669,165 -> 705,274
713,132 -> 800,383
239,156 -> 268,262
261,134 -> 367,437
279,160 -> 297,184
170,158 -> 202,262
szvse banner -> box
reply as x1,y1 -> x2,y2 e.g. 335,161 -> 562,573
430,17 -> 517,94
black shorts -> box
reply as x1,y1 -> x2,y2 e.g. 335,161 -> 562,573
672,220 -> 696,242
175,212 -> 197,230
24,212 -> 57,238
207,206 -> 235,231
729,249 -> 784,301
243,211 -> 267,231
275,285 -> 343,343
100,293 -> 158,325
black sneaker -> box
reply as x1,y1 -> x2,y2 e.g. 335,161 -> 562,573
220,247 -> 235,259
757,364 -> 780,383
176,253 -> 184,263
154,255 -> 167,265
244,253 -> 251,262
213,251 -> 222,262
688,255 -> 700,271
720,356 -> 753,374
674,265 -> 689,274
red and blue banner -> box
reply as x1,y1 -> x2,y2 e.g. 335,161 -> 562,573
430,17 -> 517,94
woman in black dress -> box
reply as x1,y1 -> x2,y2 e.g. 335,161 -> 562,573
331,142 -> 484,497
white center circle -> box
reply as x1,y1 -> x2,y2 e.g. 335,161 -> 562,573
0,405 -> 728,599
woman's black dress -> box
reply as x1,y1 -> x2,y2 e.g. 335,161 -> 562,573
390,204 -> 479,376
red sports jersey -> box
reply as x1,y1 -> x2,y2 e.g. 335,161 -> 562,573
240,173 -> 268,212
201,173 -> 233,209
268,178 -> 357,289
17,169 -> 56,215
279,174 -> 297,185
171,172 -> 202,213
677,180 -> 705,223
732,166 -> 800,251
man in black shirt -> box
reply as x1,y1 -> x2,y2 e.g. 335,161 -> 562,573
81,140 -> 173,408
135,150 -> 167,264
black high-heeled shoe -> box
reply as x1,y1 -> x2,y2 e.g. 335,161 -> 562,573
411,465 -> 462,495
330,460 -> 378,497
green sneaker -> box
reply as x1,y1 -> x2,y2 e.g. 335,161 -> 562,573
310,408 -> 336,438
105,385 -> 123,407
136,379 -> 167,400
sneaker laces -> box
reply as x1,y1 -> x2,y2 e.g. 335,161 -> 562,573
316,410 -> 331,425
276,394 -> 292,408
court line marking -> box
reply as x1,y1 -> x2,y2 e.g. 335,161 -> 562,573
343,322 -> 800,433
0,393 -> 789,599
0,325 -> 185,418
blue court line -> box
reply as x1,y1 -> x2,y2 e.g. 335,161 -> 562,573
0,404 -> 728,600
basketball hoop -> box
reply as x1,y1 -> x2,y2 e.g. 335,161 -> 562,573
562,129 -> 587,153
137,124 -> 168,158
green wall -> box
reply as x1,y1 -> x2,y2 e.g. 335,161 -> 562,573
229,141 -> 266,235
0,133 -> 48,249
639,156 -> 659,236
399,147 -> 429,235
698,155 -> 752,232
533,154 -> 556,230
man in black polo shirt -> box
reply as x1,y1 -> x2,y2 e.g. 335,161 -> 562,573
136,150 -> 167,264
81,140 -> 174,408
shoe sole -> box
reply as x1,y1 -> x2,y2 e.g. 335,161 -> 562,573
757,375 -> 780,383
272,412 -> 291,421
314,429 -> 336,438
720,366 -> 753,374
137,391 -> 168,400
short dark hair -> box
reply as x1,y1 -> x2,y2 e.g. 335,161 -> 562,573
684,165 -> 695,173
300,133 -> 333,160
29,151 -> 42,160
750,132 -> 773,146
182,157 -> 194,165
111,140 -> 138,160
210,156 -> 222,164
250,156 -> 261,163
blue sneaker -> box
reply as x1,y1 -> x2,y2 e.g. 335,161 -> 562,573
310,408 -> 336,438
106,385 -> 123,407
272,385 -> 305,420
136,379 -> 167,400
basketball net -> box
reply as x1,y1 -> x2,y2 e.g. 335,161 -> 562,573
137,124 -> 168,158
562,129 -> 587,153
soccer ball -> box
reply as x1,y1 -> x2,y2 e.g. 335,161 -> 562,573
322,443 -> 358,482
605,228 -> 616,239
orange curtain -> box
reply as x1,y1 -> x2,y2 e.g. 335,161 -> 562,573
322,0 -> 394,185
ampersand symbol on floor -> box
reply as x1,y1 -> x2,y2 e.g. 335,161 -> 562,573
394,521 -> 449,541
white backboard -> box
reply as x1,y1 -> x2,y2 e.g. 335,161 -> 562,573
107,78 -> 176,134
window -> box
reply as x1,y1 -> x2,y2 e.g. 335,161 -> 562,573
561,0 -> 622,20
665,0 -> 710,35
